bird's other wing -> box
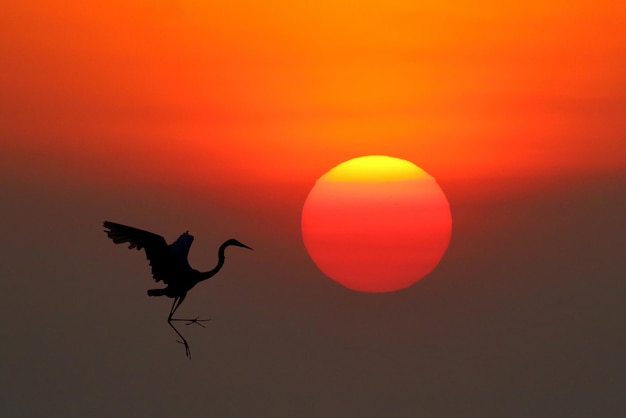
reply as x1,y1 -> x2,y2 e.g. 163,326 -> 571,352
169,231 -> 194,271
103,221 -> 178,283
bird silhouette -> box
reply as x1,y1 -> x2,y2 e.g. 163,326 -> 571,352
103,221 -> 252,358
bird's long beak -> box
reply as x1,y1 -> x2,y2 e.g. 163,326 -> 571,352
242,244 -> 253,250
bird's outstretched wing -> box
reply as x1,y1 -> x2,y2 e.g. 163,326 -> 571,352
103,221 -> 178,283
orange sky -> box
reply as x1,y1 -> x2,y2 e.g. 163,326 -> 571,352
2,0 -> 625,188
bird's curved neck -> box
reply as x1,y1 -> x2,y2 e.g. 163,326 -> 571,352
199,242 -> 228,282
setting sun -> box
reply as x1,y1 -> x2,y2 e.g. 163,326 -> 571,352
301,156 -> 452,292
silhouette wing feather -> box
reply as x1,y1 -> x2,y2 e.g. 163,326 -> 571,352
169,232 -> 194,271
103,221 -> 178,283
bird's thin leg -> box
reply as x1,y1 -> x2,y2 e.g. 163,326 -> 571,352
168,321 -> 191,359
167,296 -> 191,359
169,297 -> 180,317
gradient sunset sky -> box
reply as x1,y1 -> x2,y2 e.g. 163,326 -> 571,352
2,1 -> 625,417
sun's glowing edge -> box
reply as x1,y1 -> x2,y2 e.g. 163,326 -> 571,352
323,155 -> 430,182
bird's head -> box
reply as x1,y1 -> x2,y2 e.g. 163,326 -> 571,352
223,238 -> 253,251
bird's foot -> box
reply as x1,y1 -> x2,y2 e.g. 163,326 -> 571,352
176,339 -> 192,359
184,317 -> 211,328
170,317 -> 211,327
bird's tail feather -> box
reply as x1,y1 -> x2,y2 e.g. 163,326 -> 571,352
147,288 -> 167,297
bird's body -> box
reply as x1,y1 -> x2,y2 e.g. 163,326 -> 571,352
103,221 -> 252,358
